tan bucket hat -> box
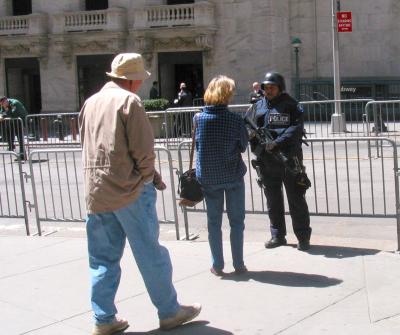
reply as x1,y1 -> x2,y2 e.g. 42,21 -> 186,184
106,53 -> 151,81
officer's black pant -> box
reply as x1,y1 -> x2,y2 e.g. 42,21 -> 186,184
261,163 -> 311,242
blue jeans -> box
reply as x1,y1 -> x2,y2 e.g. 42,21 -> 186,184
86,183 -> 180,324
202,179 -> 245,271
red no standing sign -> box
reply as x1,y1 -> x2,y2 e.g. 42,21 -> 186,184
337,11 -> 352,32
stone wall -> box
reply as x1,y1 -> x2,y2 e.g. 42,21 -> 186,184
0,0 -> 399,107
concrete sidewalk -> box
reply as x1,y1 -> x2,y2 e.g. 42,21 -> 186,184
2,233 -> 400,335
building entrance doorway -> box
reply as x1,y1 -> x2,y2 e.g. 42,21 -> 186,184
77,54 -> 114,108
5,57 -> 41,115
158,51 -> 203,105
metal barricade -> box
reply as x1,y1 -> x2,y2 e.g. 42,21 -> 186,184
159,101 -> 372,143
305,137 -> 399,219
160,105 -> 250,149
25,113 -> 80,152
365,100 -> 400,142
0,151 -> 30,235
29,148 -> 84,235
28,146 -> 180,238
178,137 -> 400,249
300,99 -> 373,137
162,107 -> 202,148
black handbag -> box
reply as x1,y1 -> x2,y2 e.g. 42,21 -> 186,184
178,168 -> 204,202
177,119 -> 204,206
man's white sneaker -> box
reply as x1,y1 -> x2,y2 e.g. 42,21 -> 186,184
159,303 -> 202,330
92,317 -> 129,335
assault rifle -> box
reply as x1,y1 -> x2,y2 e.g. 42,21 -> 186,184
244,116 -> 311,190
245,116 -> 293,171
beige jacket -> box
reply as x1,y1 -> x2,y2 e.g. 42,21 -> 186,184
79,81 -> 155,214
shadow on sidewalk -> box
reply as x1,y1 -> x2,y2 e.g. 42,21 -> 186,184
125,321 -> 233,334
305,244 -> 380,259
222,270 -> 342,287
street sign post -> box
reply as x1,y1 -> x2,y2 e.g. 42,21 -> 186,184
337,11 -> 352,32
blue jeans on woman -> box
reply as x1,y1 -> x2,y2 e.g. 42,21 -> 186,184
202,179 -> 245,271
86,183 -> 180,325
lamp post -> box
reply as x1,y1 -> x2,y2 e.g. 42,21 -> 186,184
291,37 -> 301,100
331,0 -> 346,132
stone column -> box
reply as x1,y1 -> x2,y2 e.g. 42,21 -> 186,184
40,52 -> 77,113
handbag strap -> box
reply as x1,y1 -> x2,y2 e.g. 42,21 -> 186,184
189,115 -> 197,170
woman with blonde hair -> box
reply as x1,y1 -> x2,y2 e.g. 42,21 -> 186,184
194,75 -> 248,276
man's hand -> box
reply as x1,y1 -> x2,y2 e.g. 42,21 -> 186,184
153,170 -> 167,191
265,141 -> 277,152
0,115 -> 4,122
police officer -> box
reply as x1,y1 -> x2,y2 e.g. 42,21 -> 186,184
245,71 -> 311,251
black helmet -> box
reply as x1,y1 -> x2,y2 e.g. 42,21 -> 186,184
261,72 -> 286,92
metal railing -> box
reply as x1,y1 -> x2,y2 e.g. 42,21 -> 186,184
25,113 -> 81,152
154,105 -> 250,148
300,99 -> 373,137
0,151 -> 29,235
177,137 -> 400,249
365,100 -> 400,142
28,146 -> 180,238
2,101 -> 382,156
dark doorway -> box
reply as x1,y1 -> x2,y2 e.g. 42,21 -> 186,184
158,51 -> 203,104
77,54 -> 114,108
12,0 -> 32,15
167,0 -> 194,4
5,58 -> 41,114
85,0 -> 108,11
174,64 -> 203,98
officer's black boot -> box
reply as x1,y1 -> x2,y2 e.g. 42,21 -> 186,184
297,239 -> 310,251
265,237 -> 287,249
297,228 -> 312,251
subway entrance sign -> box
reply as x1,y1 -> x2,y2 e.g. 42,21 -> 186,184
337,11 -> 352,32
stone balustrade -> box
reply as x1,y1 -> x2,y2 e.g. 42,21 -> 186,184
52,7 -> 126,34
134,1 -> 215,29
64,11 -> 107,31
0,13 -> 47,36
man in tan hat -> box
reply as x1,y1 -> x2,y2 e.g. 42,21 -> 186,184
79,53 -> 201,335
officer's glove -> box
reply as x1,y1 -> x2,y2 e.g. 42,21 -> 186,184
265,141 -> 277,152
295,172 -> 311,191
248,130 -> 257,140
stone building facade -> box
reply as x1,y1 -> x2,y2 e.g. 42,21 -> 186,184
0,0 -> 399,114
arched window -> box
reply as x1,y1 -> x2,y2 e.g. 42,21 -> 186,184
12,0 -> 32,15
85,0 -> 108,11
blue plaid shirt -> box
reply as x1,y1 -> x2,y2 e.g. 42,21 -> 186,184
195,105 -> 248,185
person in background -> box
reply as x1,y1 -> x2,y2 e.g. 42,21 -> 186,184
173,83 -> 193,136
175,82 -> 193,107
195,75 -> 248,277
248,82 -> 264,104
0,96 -> 27,160
149,81 -> 160,99
79,53 -> 201,335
